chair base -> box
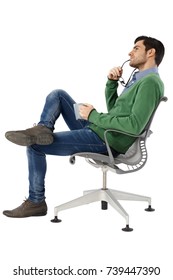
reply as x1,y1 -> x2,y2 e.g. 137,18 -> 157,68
51,187 -> 153,231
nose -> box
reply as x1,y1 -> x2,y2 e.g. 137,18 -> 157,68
128,49 -> 133,56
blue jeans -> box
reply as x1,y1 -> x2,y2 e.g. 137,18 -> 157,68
27,89 -> 110,202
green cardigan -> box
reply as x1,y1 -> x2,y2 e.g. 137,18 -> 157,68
88,73 -> 164,153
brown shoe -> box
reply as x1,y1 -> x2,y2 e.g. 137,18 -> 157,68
5,125 -> 54,146
3,199 -> 47,218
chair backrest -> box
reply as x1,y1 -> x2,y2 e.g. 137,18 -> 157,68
113,96 -> 167,174
70,96 -> 167,174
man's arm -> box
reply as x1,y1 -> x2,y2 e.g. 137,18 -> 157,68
79,66 -> 122,119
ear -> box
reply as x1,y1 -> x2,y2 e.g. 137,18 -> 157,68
147,48 -> 156,58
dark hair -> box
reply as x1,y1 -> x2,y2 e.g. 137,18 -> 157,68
134,36 -> 165,66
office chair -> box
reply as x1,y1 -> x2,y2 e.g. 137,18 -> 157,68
51,96 -> 167,231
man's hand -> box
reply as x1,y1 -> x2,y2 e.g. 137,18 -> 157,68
108,66 -> 123,80
79,104 -> 94,120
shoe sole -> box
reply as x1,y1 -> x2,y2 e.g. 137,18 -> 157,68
3,211 -> 47,218
5,132 -> 53,146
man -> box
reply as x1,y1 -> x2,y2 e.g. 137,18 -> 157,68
3,36 -> 165,218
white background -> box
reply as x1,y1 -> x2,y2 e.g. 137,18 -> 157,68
0,0 -> 172,279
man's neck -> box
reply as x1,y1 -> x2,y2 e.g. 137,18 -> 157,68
138,61 -> 157,71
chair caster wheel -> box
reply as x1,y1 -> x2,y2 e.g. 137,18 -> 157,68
122,225 -> 133,232
51,216 -> 62,223
145,205 -> 155,212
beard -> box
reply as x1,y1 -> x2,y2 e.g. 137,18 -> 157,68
129,56 -> 147,69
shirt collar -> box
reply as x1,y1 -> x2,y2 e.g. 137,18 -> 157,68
120,67 -> 159,94
135,67 -> 159,81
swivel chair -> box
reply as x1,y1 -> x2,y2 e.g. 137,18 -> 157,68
51,96 -> 167,231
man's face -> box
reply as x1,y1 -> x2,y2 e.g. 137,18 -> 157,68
128,40 -> 148,69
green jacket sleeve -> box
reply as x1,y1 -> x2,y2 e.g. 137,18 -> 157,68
105,79 -> 119,111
